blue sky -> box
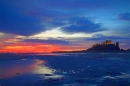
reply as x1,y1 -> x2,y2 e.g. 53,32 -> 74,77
0,0 -> 130,52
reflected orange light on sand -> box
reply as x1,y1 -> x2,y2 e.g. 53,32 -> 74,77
0,60 -> 45,79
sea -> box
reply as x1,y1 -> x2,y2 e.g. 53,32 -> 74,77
0,53 -> 130,86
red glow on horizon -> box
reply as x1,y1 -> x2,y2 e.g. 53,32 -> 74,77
0,42 -> 87,53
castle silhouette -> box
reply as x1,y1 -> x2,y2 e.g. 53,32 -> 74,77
87,40 -> 120,52
52,40 -> 125,53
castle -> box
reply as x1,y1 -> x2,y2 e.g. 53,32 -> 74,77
87,40 -> 120,52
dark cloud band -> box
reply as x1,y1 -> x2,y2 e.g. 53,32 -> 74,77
119,13 -> 130,21
60,17 -> 106,34
23,38 -> 70,45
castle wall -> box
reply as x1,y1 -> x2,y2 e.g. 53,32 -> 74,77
89,40 -> 120,51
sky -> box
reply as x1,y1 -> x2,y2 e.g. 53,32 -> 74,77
0,0 -> 130,53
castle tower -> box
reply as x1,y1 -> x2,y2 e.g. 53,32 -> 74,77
116,42 -> 119,47
106,40 -> 112,44
114,43 -> 116,46
116,42 -> 120,51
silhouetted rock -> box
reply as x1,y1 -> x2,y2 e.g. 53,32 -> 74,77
52,50 -> 87,53
126,49 -> 130,52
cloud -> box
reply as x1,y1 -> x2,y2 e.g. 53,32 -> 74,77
51,21 -> 68,27
0,1 -> 71,36
23,38 -> 70,45
0,4 -> 46,36
119,13 -> 130,21
60,17 -> 106,34
0,0 -> 129,37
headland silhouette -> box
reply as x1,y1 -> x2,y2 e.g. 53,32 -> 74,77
52,40 -> 130,53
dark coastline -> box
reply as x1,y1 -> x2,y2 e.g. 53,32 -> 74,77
52,40 -> 130,53
52,49 -> 130,53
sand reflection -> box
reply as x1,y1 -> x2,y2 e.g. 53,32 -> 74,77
0,59 -> 54,79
